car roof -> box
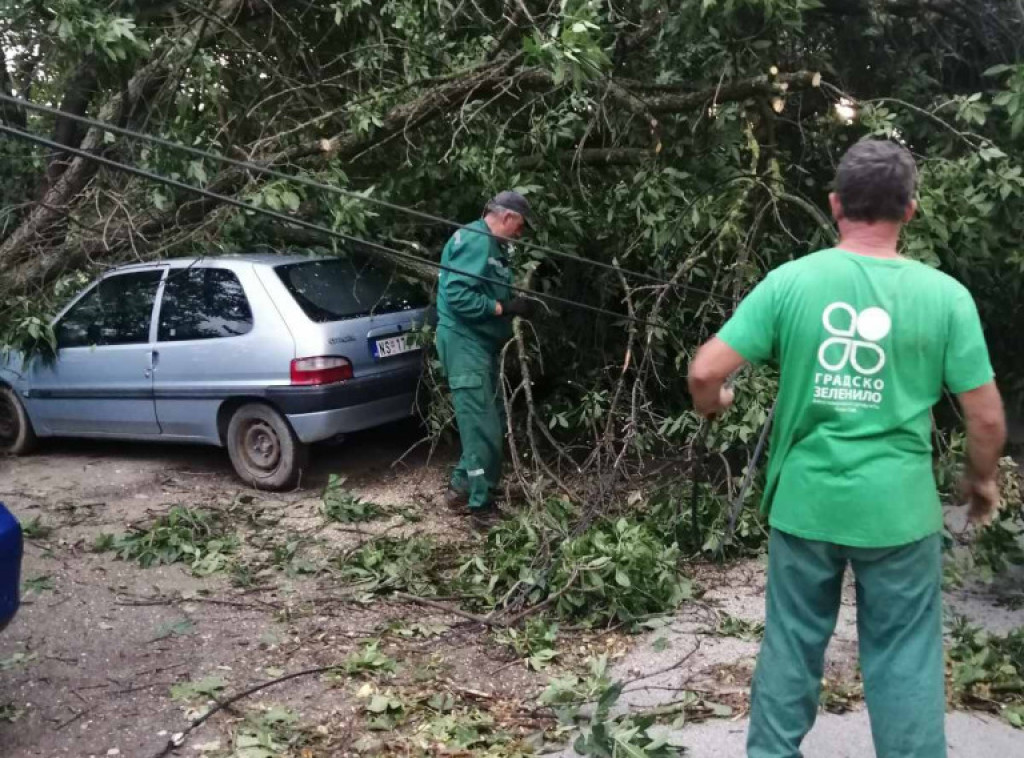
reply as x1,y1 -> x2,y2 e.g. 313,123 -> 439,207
110,252 -> 330,273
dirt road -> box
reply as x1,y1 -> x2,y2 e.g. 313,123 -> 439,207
0,423 -> 546,757
2,428 -> 1021,757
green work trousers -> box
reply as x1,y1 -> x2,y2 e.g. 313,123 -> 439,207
435,327 -> 504,509
748,529 -> 946,758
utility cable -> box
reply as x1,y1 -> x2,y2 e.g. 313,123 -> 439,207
0,91 -> 734,298
0,122 -> 671,330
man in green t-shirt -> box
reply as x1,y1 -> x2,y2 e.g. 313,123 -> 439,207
688,140 -> 1007,757
436,191 -> 538,529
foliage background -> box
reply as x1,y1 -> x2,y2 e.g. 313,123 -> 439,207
1,0 -> 1023,516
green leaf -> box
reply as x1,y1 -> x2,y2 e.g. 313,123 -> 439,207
281,191 -> 301,211
652,637 -> 669,652
708,701 -> 734,717
151,190 -> 170,211
0,652 -> 38,670
596,681 -> 623,713
428,692 -> 455,712
612,736 -> 649,758
262,706 -> 297,725
1005,704 -> 1024,728
188,161 -> 208,184
983,64 -> 1014,77
151,618 -> 195,640
170,676 -> 226,702
979,146 -> 1007,162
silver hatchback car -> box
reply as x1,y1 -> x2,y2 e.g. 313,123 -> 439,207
0,254 -> 428,489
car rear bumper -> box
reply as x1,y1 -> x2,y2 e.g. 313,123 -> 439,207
286,393 -> 417,443
266,364 -> 421,443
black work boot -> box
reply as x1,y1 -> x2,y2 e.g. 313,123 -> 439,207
469,502 -> 503,531
443,488 -> 469,513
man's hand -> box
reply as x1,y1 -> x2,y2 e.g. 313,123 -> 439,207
695,386 -> 735,419
716,386 -> 736,416
500,297 -> 538,319
689,337 -> 746,419
962,475 -> 1001,526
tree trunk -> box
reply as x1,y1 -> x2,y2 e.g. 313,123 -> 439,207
0,53 -> 26,128
0,0 -> 249,271
45,56 -> 100,190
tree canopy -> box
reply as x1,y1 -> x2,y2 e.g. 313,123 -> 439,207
2,1 -> 1023,472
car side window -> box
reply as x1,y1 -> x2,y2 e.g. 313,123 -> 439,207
56,271 -> 163,348
157,268 -> 253,342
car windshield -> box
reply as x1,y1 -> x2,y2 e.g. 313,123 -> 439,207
275,258 -> 428,323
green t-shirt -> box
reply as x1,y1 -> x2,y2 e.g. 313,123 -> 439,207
717,247 -> 994,547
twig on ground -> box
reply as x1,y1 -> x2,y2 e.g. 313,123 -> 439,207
620,639 -> 703,689
498,567 -> 580,627
115,593 -> 281,612
148,664 -> 343,758
392,591 -> 495,626
55,707 -> 92,731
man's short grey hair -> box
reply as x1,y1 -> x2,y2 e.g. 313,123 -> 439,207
835,140 -> 918,223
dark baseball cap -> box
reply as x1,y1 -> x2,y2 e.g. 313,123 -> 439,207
485,190 -> 535,227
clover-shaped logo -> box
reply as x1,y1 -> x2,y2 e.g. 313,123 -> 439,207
817,302 -> 890,375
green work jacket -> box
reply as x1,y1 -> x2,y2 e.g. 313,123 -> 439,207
436,219 -> 513,349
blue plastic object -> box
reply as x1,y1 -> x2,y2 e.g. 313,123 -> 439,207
0,502 -> 22,632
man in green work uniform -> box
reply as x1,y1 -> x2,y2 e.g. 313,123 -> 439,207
436,191 -> 537,529
689,140 -> 1007,757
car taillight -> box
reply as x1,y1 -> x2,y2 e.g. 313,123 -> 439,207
290,356 -> 353,386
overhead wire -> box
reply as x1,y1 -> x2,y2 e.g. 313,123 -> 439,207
0,91 -> 738,298
0,121 -> 673,330
1,22 -> 783,544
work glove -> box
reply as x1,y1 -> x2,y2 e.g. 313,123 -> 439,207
500,297 -> 538,319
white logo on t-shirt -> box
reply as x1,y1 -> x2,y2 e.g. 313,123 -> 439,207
817,302 -> 891,375
812,302 -> 891,411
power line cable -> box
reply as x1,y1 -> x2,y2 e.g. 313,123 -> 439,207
0,91 -> 732,297
0,122 -> 672,330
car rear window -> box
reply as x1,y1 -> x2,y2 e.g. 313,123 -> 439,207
158,267 -> 253,341
275,259 -> 428,323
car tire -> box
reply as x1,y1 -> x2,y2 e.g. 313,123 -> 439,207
226,403 -> 308,491
0,385 -> 38,456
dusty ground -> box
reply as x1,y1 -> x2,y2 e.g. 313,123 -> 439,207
2,427 -> 1022,757
560,530 -> 1024,757
0,421 -> 551,758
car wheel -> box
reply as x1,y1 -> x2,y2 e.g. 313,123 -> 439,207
0,385 -> 38,456
226,403 -> 308,490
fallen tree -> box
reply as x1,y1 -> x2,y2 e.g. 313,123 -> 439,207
2,0 -> 1023,534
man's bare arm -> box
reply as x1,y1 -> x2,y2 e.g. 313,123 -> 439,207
957,381 -> 1007,524
688,337 -> 746,418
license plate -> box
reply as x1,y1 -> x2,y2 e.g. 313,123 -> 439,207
374,334 -> 417,358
